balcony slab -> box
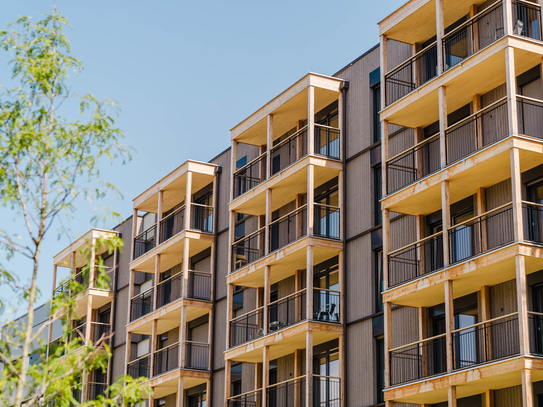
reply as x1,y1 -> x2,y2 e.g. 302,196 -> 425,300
147,368 -> 210,399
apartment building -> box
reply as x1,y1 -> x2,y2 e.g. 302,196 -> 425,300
21,0 -> 543,406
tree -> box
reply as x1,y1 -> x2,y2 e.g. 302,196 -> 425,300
0,9 -> 148,407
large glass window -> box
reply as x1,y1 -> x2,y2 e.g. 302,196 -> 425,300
376,337 -> 385,403
375,250 -> 383,312
373,85 -> 381,143
374,166 -> 382,226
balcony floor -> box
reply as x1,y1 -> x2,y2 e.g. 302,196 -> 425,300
147,368 -> 210,399
385,356 -> 543,405
227,236 -> 343,288
225,320 -> 343,363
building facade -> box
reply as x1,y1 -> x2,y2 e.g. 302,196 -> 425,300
33,0 -> 543,406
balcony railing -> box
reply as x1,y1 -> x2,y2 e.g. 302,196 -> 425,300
518,96 -> 543,139
529,311 -> 543,355
130,288 -> 154,321
154,342 -> 179,376
87,382 -> 107,400
313,204 -> 340,240
184,341 -> 209,370
443,1 -> 504,71
229,307 -> 264,347
388,232 -> 444,288
127,355 -> 150,379
446,98 -> 508,164
523,201 -> 543,243
186,271 -> 212,301
314,124 -> 340,160
452,313 -> 519,369
385,42 -> 438,106
233,152 -> 267,199
512,0 -> 542,40
228,390 -> 262,407
159,206 -> 185,244
267,289 -> 307,332
390,334 -> 447,385
266,376 -> 306,407
313,288 -> 341,323
53,267 -> 113,300
313,376 -> 340,407
448,203 -> 514,265
156,272 -> 182,308
191,203 -> 214,233
269,205 -> 308,253
231,227 -> 266,272
66,321 -> 111,347
134,225 -> 157,259
386,132 -> 440,194
270,126 -> 308,176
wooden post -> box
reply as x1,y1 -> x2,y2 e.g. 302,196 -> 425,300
339,169 -> 344,240
339,333 -> 345,407
178,377 -> 185,407
338,90 -> 344,161
132,208 -> 139,261
225,359 -> 232,407
180,307 -> 187,368
260,145 -> 267,183
262,346 -> 270,407
231,140 -> 238,201
521,368 -> 534,407
448,385 -> 457,407
305,331 -> 313,407
445,280 -> 454,372
295,269 -> 302,322
226,284 -> 233,350
503,0 -> 514,36
473,95 -> 482,149
516,255 -> 530,355
381,121 -> 389,195
419,307 -> 428,378
511,148 -> 524,242
416,215 -> 425,275
384,302 -> 392,388
85,299 -> 93,344
439,86 -> 448,167
380,35 -> 388,109
476,187 -> 487,253
442,181 -> 451,268
182,238 -> 190,298
294,349 -> 302,407
153,254 -> 160,311
485,389 -> 494,407
470,5 -> 479,53
265,189 -> 272,255
89,237 -> 96,289
338,250 -> 344,323
228,211 -> 236,275
157,189 -> 164,245
436,0 -> 445,74
150,320 -> 157,378
306,246 -> 314,321
505,46 -> 519,136
263,266 -> 271,335
383,209 -> 391,289
481,285 -> 492,361
185,171 -> 193,231
296,194 -> 303,239
267,115 -> 273,179
308,86 -> 315,155
307,165 -> 315,236
415,127 -> 423,179
124,331 -> 131,376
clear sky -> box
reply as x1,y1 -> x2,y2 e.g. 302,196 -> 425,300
0,0 -> 406,320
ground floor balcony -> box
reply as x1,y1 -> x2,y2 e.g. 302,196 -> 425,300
227,375 -> 340,407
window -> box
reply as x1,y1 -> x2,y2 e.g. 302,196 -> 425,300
374,166 -> 382,226
376,337 -> 385,403
373,85 -> 381,142
233,287 -> 244,316
375,250 -> 383,312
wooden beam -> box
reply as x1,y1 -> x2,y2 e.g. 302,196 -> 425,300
445,280 -> 454,372
438,86 -> 448,167
505,46 -> 518,136
516,255 -> 530,355
436,0 -> 444,75
308,87 -> 315,155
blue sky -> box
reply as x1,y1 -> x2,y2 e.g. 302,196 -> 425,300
0,0 -> 406,320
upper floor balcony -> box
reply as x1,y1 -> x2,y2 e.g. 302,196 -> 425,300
380,0 -> 543,111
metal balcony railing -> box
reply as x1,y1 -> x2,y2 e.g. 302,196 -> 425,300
154,342 -> 179,376
229,307 -> 264,347
267,289 -> 307,332
156,272 -> 182,308
388,232 -> 444,288
518,96 -> 543,139
87,382 -> 107,400
452,313 -> 519,369
159,206 -> 185,243
186,271 -> 212,301
53,267 -> 113,300
313,288 -> 341,324
313,204 -> 340,240
313,376 -> 340,407
127,355 -> 150,379
191,203 -> 214,233
231,227 -> 265,272
66,322 -> 111,347
228,390 -> 262,407
385,42 -> 438,106
529,311 -> 543,355
266,376 -> 306,407
314,124 -> 340,160
390,334 -> 447,385
448,203 -> 514,265
270,126 -> 308,176
233,152 -> 267,199
442,1 -> 504,71
134,225 -> 156,259
512,0 -> 542,40
130,288 -> 154,321
523,201 -> 543,243
184,341 -> 209,370
269,205 -> 308,253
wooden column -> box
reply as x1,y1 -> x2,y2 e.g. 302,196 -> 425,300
207,310 -> 213,372
339,333 -> 345,407
481,285 -> 492,361
305,331 -> 314,407
521,368 -> 534,407
153,254 -> 160,311
89,237 -> 96,289
438,86 -> 448,168
228,210 -> 236,277
516,255 -> 530,355
262,346 -> 270,407
296,194 -> 304,239
85,299 -> 93,344
185,171 -> 193,231
416,215 -> 425,275
182,238 -> 190,298
384,302 -> 392,388
150,319 -> 158,379
124,331 -> 131,376
127,269 -> 135,325
503,0 -> 514,36
473,95 -> 483,149
380,35 -> 388,109
436,0 -> 445,74
445,280 -> 454,372
419,307 -> 428,378
225,359 -> 232,407
231,140 -> 238,201
306,246 -> 314,320
511,147 -> 524,242
177,377 -> 185,407
383,209 -> 391,289
180,306 -> 187,369
415,127 -> 423,179
267,115 -> 273,179
294,349 -> 302,407
485,389 -> 495,407
338,250 -> 344,324
156,190 -> 164,245
338,90 -> 344,161
263,266 -> 271,335
132,209 -> 139,261
307,165 -> 315,236
226,284 -> 233,350
476,187 -> 487,253
295,269 -> 302,322
470,6 -> 479,52
381,121 -> 389,196
505,46 -> 519,136
265,189 -> 272,256
448,385 -> 457,407
442,181 -> 451,268
338,169 -> 344,241
308,86 -> 315,155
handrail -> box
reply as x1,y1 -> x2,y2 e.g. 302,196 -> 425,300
267,288 -> 307,307
191,202 -> 213,209
230,306 -> 264,323
161,205 -> 186,222
445,96 -> 508,132
188,269 -> 212,276
313,374 -> 341,380
389,332 -> 447,353
227,388 -> 263,399
442,0 -> 502,40
448,202 -> 512,231
314,287 -> 341,294
451,312 -> 518,334
528,311 -> 543,316
131,286 -> 154,301
154,341 -> 180,353
232,226 -> 266,245
523,200 -> 543,208
314,123 -> 340,131
233,151 -> 267,176
127,354 -> 151,365
385,41 -> 438,78
156,271 -> 182,288
185,340 -> 209,346
388,230 -> 443,257
269,204 -> 308,227
517,94 -> 543,104
314,203 -> 340,210
386,132 -> 440,164
271,125 -> 308,151
266,375 -> 307,389
514,0 -> 542,9
135,223 -> 157,240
